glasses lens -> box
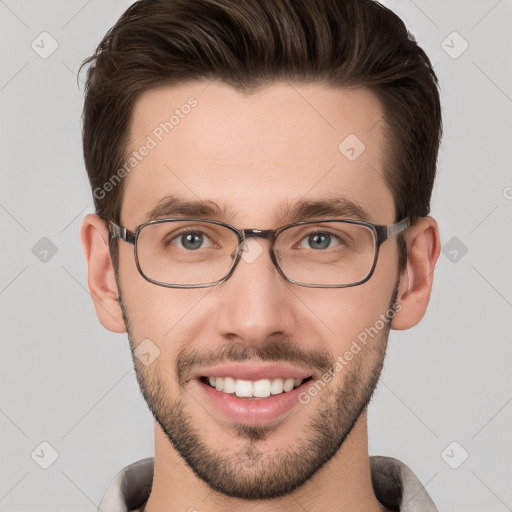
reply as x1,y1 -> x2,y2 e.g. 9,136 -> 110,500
275,221 -> 376,286
136,220 -> 238,286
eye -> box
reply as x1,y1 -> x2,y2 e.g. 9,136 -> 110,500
167,230 -> 214,251
299,231 -> 343,250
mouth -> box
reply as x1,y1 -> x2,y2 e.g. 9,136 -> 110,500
195,374 -> 315,425
198,375 -> 314,399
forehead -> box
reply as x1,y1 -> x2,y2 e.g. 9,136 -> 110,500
121,80 -> 395,228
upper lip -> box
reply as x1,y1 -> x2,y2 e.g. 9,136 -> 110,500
192,363 -> 314,381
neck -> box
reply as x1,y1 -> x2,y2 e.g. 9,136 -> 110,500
143,411 -> 388,512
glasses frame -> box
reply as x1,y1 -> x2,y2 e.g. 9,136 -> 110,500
108,217 -> 410,289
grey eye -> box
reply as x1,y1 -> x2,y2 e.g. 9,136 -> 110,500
306,233 -> 332,250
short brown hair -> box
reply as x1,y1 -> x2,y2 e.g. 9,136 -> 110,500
80,0 -> 442,277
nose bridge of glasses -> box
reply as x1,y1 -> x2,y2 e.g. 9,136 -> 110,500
238,229 -> 277,254
233,229 -> 283,282
240,229 -> 275,240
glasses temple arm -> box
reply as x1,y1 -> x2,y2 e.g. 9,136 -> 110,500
108,221 -> 136,245
375,217 -> 411,244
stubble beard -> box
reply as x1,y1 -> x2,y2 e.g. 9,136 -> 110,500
118,282 -> 398,500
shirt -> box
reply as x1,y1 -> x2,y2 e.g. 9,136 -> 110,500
98,455 -> 438,512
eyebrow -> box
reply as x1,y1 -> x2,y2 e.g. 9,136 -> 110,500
142,194 -> 371,226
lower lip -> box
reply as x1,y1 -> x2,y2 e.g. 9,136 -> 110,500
196,378 -> 311,425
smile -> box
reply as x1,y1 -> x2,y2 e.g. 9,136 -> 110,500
200,376 -> 313,399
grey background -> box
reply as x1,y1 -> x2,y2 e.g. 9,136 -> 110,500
1,0 -> 511,511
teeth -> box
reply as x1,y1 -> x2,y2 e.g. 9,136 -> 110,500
223,377 -> 236,394
253,379 -> 271,398
270,378 -> 284,395
235,379 -> 253,398
206,376 -> 306,397
283,378 -> 294,392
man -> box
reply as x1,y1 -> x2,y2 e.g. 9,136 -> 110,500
79,0 -> 441,510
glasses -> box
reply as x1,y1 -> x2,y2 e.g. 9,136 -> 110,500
108,217 -> 410,289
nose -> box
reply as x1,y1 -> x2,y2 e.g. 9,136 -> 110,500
213,238 -> 297,347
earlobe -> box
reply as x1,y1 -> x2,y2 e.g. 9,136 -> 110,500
391,217 -> 441,330
80,214 -> 126,333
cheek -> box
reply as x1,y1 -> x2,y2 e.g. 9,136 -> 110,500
122,282 -> 210,342
117,242 -> 203,334
308,275 -> 393,328
118,272 -> 214,385
310,289 -> 392,395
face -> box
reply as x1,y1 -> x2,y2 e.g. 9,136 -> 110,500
116,81 -> 400,499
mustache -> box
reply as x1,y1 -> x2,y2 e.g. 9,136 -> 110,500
176,338 -> 334,386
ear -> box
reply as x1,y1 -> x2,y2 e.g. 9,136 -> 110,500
391,216 -> 441,330
80,214 -> 126,333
